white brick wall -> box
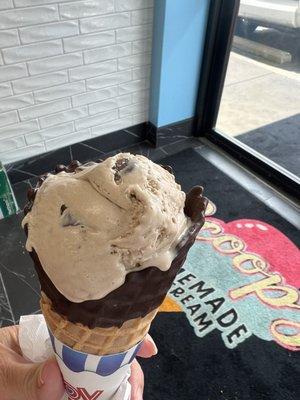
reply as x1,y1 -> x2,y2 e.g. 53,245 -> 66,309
0,0 -> 153,163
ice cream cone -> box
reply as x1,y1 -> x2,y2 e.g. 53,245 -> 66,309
24,155 -> 207,346
22,154 -> 207,398
41,292 -> 157,355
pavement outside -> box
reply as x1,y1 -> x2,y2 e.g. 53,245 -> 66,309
216,28 -> 300,137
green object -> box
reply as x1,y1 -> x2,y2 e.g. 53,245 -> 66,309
0,162 -> 18,219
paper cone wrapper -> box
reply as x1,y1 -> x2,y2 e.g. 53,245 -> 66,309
49,329 -> 141,400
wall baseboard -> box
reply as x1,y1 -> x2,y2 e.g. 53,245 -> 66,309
147,117 -> 195,147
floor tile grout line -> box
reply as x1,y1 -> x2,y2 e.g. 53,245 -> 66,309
124,129 -> 140,138
0,270 -> 16,325
15,308 -> 41,324
79,142 -> 106,154
160,147 -> 168,155
11,169 -> 38,178
160,138 -> 188,149
0,260 -> 26,281
0,261 -> 41,298
159,139 -> 205,155
0,300 -> 14,315
158,134 -> 191,140
114,141 -> 146,153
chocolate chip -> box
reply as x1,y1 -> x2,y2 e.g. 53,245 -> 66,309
114,172 -> 121,184
55,164 -> 67,173
61,211 -> 81,227
67,160 -> 81,173
114,158 -> 129,171
71,160 -> 81,167
60,204 -> 67,215
160,164 -> 174,175
113,158 -> 130,184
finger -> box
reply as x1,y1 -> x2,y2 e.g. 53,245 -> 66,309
0,326 -> 21,355
129,359 -> 144,400
0,353 -> 65,400
137,334 -> 158,358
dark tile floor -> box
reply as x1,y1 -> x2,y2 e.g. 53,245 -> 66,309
0,213 -> 41,324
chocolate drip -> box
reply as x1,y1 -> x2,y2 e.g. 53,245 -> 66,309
30,219 -> 203,328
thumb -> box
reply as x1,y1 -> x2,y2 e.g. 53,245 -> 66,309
137,334 -> 158,358
0,357 -> 65,400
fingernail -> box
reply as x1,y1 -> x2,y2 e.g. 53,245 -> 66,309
148,336 -> 158,355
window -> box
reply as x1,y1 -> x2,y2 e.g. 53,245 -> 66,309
195,0 -> 300,199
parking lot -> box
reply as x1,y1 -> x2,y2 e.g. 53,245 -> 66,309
217,26 -> 300,136
217,48 -> 300,136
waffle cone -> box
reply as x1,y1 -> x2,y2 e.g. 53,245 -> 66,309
41,293 -> 157,355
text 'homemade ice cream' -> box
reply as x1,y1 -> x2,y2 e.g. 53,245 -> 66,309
22,153 -> 190,303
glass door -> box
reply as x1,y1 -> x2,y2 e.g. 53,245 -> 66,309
195,0 -> 300,199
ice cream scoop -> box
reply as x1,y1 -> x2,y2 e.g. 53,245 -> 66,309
23,153 -> 190,303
